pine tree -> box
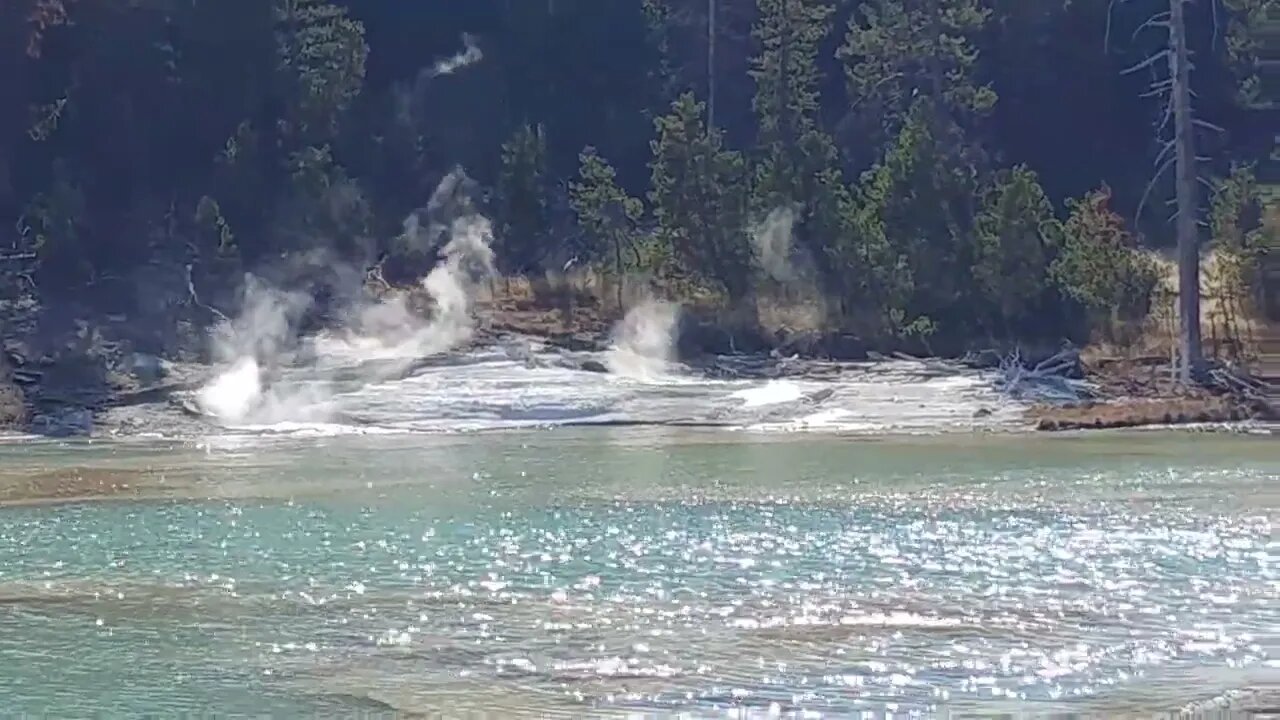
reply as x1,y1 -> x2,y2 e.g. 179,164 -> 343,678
1050,186 -> 1160,341
750,0 -> 838,202
749,0 -> 848,309
649,93 -> 753,300
497,123 -> 550,275
750,0 -> 832,157
972,165 -> 1059,335
838,0 -> 994,151
570,146 -> 645,309
837,1 -> 999,343
274,0 -> 368,142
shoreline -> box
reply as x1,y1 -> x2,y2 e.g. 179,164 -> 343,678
0,426 -> 1274,510
0,297 -> 1274,438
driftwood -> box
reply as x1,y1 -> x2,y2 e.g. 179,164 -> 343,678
184,263 -> 230,324
105,381 -> 202,409
994,347 -> 1096,403
1207,365 -> 1268,403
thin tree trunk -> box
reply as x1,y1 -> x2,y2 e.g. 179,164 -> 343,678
1169,0 -> 1202,382
614,238 -> 624,312
707,0 -> 717,129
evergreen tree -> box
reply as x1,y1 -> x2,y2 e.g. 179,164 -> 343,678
749,0 -> 846,305
274,0 -> 368,142
649,93 -> 753,300
837,0 -> 994,161
570,146 -> 645,308
836,1 -> 1006,344
972,165 -> 1059,336
497,123 -> 550,275
1051,186 -> 1161,340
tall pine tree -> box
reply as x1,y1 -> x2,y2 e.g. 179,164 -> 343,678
749,0 -> 846,305
650,93 -> 753,301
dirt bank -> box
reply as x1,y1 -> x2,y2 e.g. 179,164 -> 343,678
1027,356 -> 1275,431
1029,396 -> 1253,431
0,353 -> 27,431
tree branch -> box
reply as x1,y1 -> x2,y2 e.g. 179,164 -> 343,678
185,263 -> 230,323
1157,93 -> 1175,134
1123,49 -> 1170,75
1152,137 -> 1176,169
1132,14 -> 1171,42
1141,78 -> 1175,98
1137,153 -> 1178,221
1192,118 -> 1225,134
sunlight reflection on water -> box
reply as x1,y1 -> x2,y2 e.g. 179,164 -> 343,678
0,432 -> 1274,716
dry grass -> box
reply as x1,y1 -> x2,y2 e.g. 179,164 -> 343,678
1029,396 -> 1251,431
476,269 -> 835,342
1083,249 -> 1269,369
753,283 -> 829,337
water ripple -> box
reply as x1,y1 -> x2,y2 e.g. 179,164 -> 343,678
0,435 -> 1274,716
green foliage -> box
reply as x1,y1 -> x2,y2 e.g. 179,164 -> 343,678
837,139 -> 914,338
194,196 -> 235,257
839,0 -> 996,136
649,93 -> 753,300
274,144 -> 373,254
1222,0 -> 1275,104
497,123 -> 550,274
1,0 -> 1270,356
1211,164 -> 1266,256
1209,164 -> 1269,315
749,0 -> 837,191
751,0 -> 834,151
274,0 -> 368,140
749,0 -> 848,307
847,97 -> 982,341
1051,186 -> 1160,335
570,146 -> 646,285
972,165 -> 1059,331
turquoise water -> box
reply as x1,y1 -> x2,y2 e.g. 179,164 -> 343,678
0,431 -> 1276,717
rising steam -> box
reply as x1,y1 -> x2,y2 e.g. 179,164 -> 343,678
750,206 -> 799,283
430,33 -> 483,77
195,170 -> 495,427
605,299 -> 680,381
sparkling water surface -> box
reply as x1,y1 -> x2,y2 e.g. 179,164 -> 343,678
0,431 -> 1275,717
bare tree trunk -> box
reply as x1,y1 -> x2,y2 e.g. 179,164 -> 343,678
707,0 -> 717,129
614,238 -> 624,312
1169,0 -> 1202,383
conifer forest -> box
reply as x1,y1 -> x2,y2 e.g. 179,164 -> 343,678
1,0 -> 1277,361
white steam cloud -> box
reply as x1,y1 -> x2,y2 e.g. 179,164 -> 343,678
430,33 -> 483,77
195,170 -> 495,427
750,206 -> 798,283
605,299 -> 680,381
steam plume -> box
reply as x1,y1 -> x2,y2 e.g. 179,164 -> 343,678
196,170 -> 495,426
750,206 -> 799,283
429,33 -> 483,77
605,299 -> 680,381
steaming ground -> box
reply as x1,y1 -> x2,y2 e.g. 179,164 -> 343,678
98,341 -> 1030,440
175,283 -> 1027,438
99,174 -> 1030,440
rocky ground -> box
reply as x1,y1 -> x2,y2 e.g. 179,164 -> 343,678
0,287 -> 1274,437
1022,355 -> 1276,432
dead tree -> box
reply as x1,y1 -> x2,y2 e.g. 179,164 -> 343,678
708,0 -> 717,129
1111,0 -> 1225,384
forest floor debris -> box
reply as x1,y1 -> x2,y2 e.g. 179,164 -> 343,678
1020,353 -> 1275,431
